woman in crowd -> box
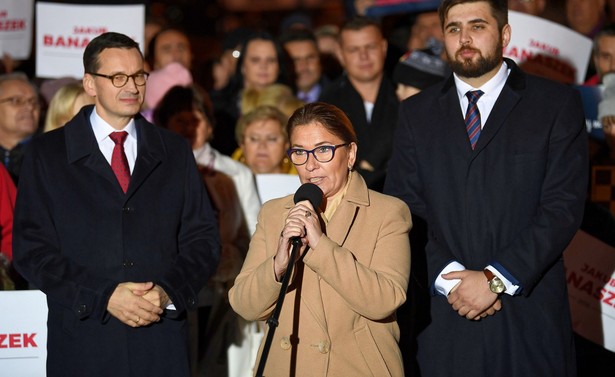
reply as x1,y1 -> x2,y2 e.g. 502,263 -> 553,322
154,84 -> 254,375
211,31 -> 289,156
44,82 -> 94,132
233,105 -> 296,175
229,102 -> 411,376
241,83 -> 304,119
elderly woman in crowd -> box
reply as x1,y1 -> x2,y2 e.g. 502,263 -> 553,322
229,102 -> 411,376
233,105 -> 297,175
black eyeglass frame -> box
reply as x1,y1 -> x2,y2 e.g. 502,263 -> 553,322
287,143 -> 350,166
87,71 -> 149,88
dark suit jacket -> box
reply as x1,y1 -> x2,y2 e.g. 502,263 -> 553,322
13,106 -> 220,377
319,74 -> 399,192
385,59 -> 588,376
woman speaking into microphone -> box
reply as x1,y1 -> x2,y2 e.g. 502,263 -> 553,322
229,102 -> 411,377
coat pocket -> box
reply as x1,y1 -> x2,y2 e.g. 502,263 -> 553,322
354,324 -> 391,377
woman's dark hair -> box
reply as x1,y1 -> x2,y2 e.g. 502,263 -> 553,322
287,102 -> 358,145
153,85 -> 214,130
230,31 -> 290,91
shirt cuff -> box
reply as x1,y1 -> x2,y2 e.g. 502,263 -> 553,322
434,261 -> 466,296
486,264 -> 521,296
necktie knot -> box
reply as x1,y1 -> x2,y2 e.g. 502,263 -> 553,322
109,131 -> 128,145
466,90 -> 484,104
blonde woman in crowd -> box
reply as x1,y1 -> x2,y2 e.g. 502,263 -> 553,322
44,82 -> 94,132
233,105 -> 297,175
241,83 -> 304,119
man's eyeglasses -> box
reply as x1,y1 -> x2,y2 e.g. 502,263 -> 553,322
87,72 -> 149,88
287,143 -> 349,166
0,96 -> 40,108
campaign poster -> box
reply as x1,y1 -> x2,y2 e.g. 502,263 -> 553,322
564,231 -> 615,352
506,10 -> 592,85
36,2 -> 144,79
0,0 -> 33,60
0,290 -> 48,377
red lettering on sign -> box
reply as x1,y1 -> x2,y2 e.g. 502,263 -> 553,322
43,35 -> 91,49
0,19 -> 25,31
603,290 -> 615,307
0,333 -> 38,348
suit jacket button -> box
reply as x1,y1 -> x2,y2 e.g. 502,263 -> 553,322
318,341 -> 329,354
77,304 -> 87,314
122,207 -> 132,213
188,297 -> 196,306
280,336 -> 291,350
123,260 -> 134,268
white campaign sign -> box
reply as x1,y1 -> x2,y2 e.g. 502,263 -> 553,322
36,2 -> 144,79
0,0 -> 33,59
564,231 -> 615,352
0,290 -> 48,377
506,10 -> 592,84
255,174 -> 301,204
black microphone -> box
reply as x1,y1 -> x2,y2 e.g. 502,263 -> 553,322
291,183 -> 323,243
293,182 -> 324,209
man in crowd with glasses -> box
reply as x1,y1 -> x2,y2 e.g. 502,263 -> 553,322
13,32 -> 220,377
0,72 -> 40,184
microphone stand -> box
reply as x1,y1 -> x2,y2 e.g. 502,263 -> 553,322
255,237 -> 302,377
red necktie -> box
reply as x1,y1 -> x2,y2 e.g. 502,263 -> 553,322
109,131 -> 130,192
465,90 -> 484,150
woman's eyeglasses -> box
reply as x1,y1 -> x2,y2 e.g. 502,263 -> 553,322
287,143 -> 349,166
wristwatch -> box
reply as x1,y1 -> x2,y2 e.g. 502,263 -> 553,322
484,269 -> 506,294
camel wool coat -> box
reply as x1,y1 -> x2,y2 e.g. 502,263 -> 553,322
229,172 -> 411,377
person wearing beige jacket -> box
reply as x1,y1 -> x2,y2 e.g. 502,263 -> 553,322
229,102 -> 411,377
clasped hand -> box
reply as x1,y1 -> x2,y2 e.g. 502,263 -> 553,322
107,282 -> 171,327
444,270 -> 502,321
274,200 -> 322,281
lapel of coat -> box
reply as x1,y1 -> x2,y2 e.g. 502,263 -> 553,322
65,106 -> 119,190
64,107 -> 165,200
438,77 -> 474,156
473,58 -> 525,154
125,114 -> 165,198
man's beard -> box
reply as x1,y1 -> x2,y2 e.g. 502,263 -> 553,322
448,41 -> 503,78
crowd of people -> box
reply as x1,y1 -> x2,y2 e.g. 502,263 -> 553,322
0,0 -> 614,376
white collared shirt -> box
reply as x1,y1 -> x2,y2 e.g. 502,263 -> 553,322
90,107 -> 138,173
453,61 -> 510,129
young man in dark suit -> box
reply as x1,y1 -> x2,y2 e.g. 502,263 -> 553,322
13,32 -> 220,377
385,1 -> 588,376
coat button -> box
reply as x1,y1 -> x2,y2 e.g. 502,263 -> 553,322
77,304 -> 87,314
318,341 -> 330,354
123,260 -> 134,268
280,336 -> 291,350
122,207 -> 132,213
187,297 -> 196,306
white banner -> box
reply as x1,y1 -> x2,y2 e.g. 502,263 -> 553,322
506,10 -> 592,84
564,230 -> 615,352
36,2 -> 144,79
0,0 -> 33,59
0,290 -> 48,377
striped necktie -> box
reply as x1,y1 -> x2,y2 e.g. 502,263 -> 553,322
465,90 -> 484,150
